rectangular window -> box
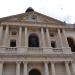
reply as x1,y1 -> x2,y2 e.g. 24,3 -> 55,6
51,41 -> 56,48
10,40 -> 16,47
50,33 -> 54,37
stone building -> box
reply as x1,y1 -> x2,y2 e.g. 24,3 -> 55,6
0,7 -> 75,75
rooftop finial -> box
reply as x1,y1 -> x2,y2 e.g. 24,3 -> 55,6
26,7 -> 34,12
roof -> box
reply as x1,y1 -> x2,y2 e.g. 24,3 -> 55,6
0,7 -> 64,25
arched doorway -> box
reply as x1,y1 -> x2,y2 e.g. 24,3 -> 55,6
28,34 -> 39,47
67,37 -> 75,52
29,69 -> 41,75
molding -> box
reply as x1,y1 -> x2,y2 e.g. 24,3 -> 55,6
0,53 -> 73,58
1,21 -> 75,29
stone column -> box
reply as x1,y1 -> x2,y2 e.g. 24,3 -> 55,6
0,26 -> 3,45
16,62 -> 21,75
62,29 -> 69,47
71,61 -> 75,75
23,62 -> 28,75
25,27 -> 28,47
51,62 -> 56,75
18,26 -> 22,47
44,62 -> 49,75
0,62 -> 3,75
3,26 -> 9,47
46,28 -> 51,47
65,61 -> 71,75
57,29 -> 63,48
41,27 -> 45,48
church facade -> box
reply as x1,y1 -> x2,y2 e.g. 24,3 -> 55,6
0,7 -> 75,75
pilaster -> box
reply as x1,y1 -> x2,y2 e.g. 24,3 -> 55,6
18,26 -> 22,47
44,62 -> 49,75
23,61 -> 28,75
46,28 -> 51,47
0,61 -> 3,75
41,27 -> 45,48
57,29 -> 63,48
71,61 -> 75,75
65,61 -> 71,75
62,29 -> 69,47
25,27 -> 28,47
0,26 -> 3,45
51,61 -> 56,75
3,26 -> 9,47
16,62 -> 21,75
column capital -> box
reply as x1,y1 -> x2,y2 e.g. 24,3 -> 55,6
50,61 -> 56,64
25,27 -> 27,31
19,26 -> 22,27
65,61 -> 70,64
6,25 -> 9,30
41,27 -> 43,28
46,27 -> 49,30
44,61 -> 49,64
71,61 -> 75,64
16,61 -> 21,64
23,61 -> 28,64
0,25 -> 3,28
25,26 -> 27,28
0,61 -> 4,64
19,26 -> 22,29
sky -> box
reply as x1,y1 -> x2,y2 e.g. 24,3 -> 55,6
0,0 -> 75,24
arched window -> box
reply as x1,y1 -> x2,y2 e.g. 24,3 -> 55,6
67,37 -> 75,52
29,69 -> 41,75
28,34 -> 39,47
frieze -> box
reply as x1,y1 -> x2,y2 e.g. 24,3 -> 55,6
1,21 -> 65,29
0,55 -> 73,63
0,52 -> 73,58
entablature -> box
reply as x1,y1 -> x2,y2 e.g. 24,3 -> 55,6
1,21 -> 75,29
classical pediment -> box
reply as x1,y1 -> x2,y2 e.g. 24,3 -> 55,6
0,9 -> 64,25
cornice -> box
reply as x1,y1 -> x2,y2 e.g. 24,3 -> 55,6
1,21 -> 75,29
0,53 -> 73,58
0,54 -> 73,63
0,21 -> 65,29
1,21 -> 63,25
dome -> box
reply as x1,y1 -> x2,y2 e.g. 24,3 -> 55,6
26,7 -> 34,12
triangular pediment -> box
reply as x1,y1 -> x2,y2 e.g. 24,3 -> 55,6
0,10 -> 64,25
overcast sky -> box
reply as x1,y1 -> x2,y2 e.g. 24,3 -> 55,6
0,0 -> 75,24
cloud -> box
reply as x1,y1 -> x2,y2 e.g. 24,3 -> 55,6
0,0 -> 75,23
